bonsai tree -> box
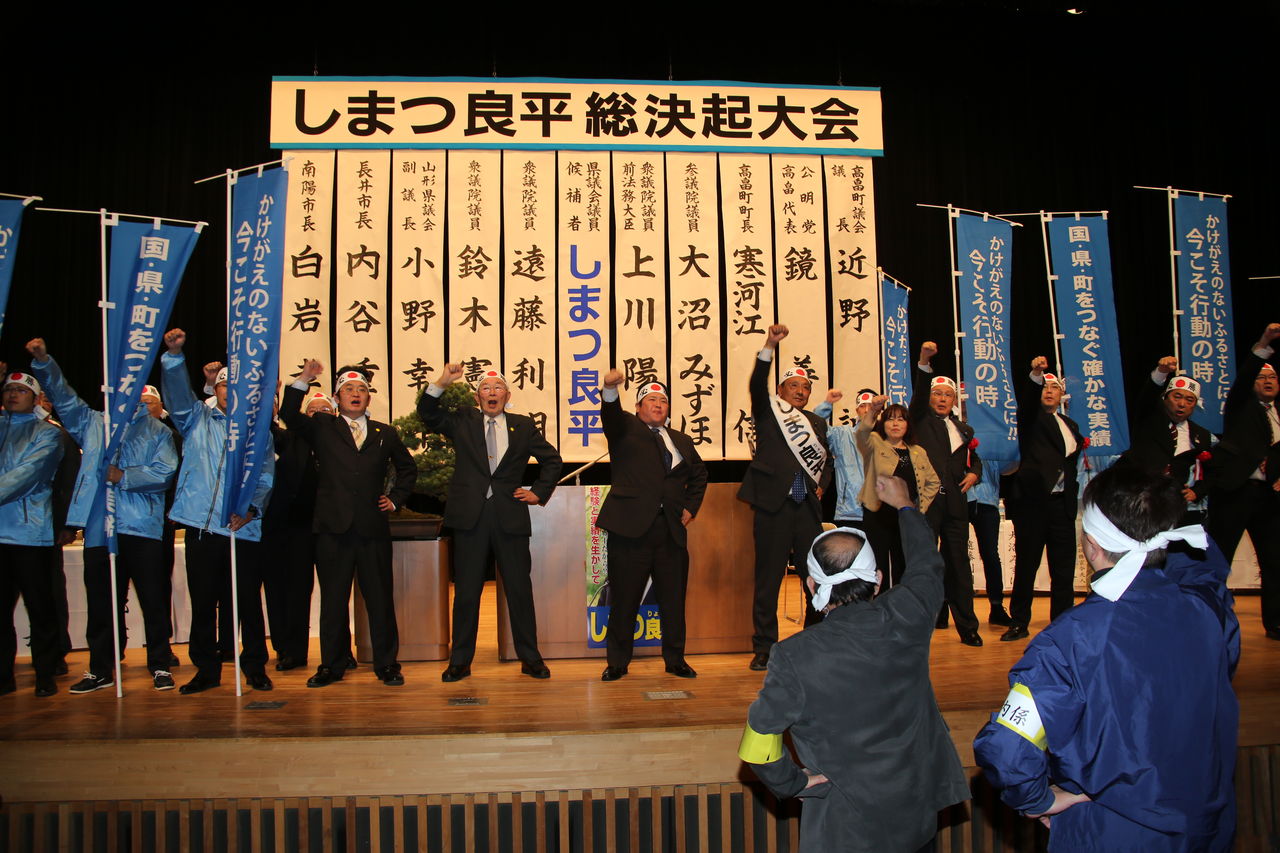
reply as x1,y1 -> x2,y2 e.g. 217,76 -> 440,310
390,382 -> 477,504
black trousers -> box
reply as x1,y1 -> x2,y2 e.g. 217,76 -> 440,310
182,529 -> 268,679
1210,480 -> 1280,629
1,544 -> 61,683
315,529 -> 398,672
858,506 -> 904,586
1008,493 -> 1078,627
969,501 -> 1006,607
449,499 -> 542,667
261,521 -> 316,664
604,512 -> 689,668
925,498 -> 979,635
47,544 -> 71,657
83,535 -> 172,676
751,499 -> 821,654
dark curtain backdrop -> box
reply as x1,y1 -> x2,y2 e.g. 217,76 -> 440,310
2,6 -> 1275,482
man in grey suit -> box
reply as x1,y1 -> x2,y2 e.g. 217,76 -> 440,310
419,364 -> 563,681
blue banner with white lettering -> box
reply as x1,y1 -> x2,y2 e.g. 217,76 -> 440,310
100,219 -> 201,549
955,214 -> 1018,461
880,275 -> 912,405
223,169 -> 287,522
0,199 -> 29,338
1046,216 -> 1129,456
1173,195 -> 1235,434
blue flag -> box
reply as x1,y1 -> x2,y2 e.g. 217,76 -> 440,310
881,276 -> 912,405
1046,216 -> 1130,456
0,199 -> 29,338
955,214 -> 1018,461
1173,195 -> 1235,434
100,220 -> 201,549
223,169 -> 287,522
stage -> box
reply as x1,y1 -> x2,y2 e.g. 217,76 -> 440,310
2,582 -> 1279,851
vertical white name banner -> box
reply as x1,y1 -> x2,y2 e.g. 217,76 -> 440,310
826,156 -> 880,423
771,155 -> 829,400
557,154 -> 611,462
334,149 -> 390,421
281,150 -> 334,392
502,151 -> 558,439
447,150 -> 503,385
389,150 -> 446,420
612,153 -> 668,401
721,153 -> 775,459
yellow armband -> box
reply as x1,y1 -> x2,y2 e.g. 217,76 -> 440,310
738,724 -> 784,764
995,682 -> 1048,751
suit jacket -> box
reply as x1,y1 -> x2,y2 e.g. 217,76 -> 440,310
596,396 -> 708,543
1212,350 -> 1280,491
281,384 -> 416,538
418,391 -> 562,536
1009,373 -> 1084,513
737,356 -> 832,515
1119,374 -> 1213,496
909,368 -> 982,515
265,422 -> 320,530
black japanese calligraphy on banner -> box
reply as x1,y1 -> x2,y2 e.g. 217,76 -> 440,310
334,149 -> 390,421
447,150 -> 502,373
613,154 -> 667,403
721,153 -> 775,459
272,78 -> 883,156
281,150 -> 334,393
502,151 -> 558,439
667,153 -> 723,458
825,156 -> 880,423
390,150 -> 445,417
772,155 -> 829,403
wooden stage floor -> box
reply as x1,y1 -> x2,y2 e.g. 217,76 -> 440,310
3,581 -> 1278,804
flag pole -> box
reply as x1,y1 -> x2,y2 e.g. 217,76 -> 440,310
223,169 -> 244,698
1037,211 -> 1067,380
96,210 -> 125,699
946,205 -> 965,421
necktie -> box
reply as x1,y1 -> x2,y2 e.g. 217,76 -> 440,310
1169,420 -> 1178,451
350,419 -> 364,449
651,426 -> 673,471
486,418 -> 498,498
790,471 -> 806,503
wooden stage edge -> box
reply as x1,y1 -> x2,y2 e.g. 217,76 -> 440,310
3,583 -> 1279,805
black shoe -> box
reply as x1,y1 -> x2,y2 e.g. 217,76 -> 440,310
521,661 -> 551,679
54,659 -> 69,676
275,655 -> 307,672
749,652 -> 769,672
601,666 -> 628,682
959,631 -> 984,647
376,666 -> 405,686
665,662 -> 697,679
1266,627 -> 1280,641
35,677 -> 57,697
346,653 -> 359,669
247,673 -> 274,691
0,680 -> 16,696
179,673 -> 220,695
1000,625 -> 1030,642
441,664 -> 471,683
935,612 -> 950,630
306,666 -> 343,688
69,672 -> 114,694
988,606 -> 1013,627
169,652 -> 181,668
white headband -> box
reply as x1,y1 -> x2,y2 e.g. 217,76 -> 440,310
805,527 -> 878,611
334,370 -> 370,394
1083,502 -> 1207,602
140,384 -> 162,402
214,367 -> 228,387
929,375 -> 957,394
5,372 -> 41,395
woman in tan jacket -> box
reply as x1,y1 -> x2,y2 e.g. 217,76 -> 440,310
855,395 -> 940,584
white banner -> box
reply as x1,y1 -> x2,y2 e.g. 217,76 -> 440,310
502,151 -> 558,439
721,153 -> 775,459
446,150 -> 502,378
667,152 -> 723,457
612,153 -> 668,402
557,154 -> 611,462
281,150 -> 334,390
334,149 -> 390,420
771,155 -> 829,402
389,150 -> 445,420
826,156 -> 880,422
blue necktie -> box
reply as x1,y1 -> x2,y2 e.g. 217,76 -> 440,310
790,471 -> 806,503
651,427 -> 673,471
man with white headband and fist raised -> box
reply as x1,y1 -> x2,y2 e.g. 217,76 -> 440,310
738,474 -> 969,852
975,465 -> 1238,850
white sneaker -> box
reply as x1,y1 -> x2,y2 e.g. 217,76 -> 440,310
153,670 -> 176,691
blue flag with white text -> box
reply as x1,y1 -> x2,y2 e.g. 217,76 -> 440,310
955,214 -> 1018,461
1046,216 -> 1129,455
1173,195 -> 1235,434
222,168 -> 286,522
0,199 -> 29,338
881,276 -> 912,405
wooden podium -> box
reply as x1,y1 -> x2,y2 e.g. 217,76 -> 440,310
355,537 -> 451,662
496,483 -> 755,660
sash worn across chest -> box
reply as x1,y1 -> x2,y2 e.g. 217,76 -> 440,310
769,396 -> 826,481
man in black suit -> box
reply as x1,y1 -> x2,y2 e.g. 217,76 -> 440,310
738,324 -> 832,671
1118,356 -> 1214,526
1001,357 -> 1084,641
910,341 -> 983,646
419,364 -> 563,681
596,372 -> 708,681
1208,322 -> 1280,639
283,361 -> 416,688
